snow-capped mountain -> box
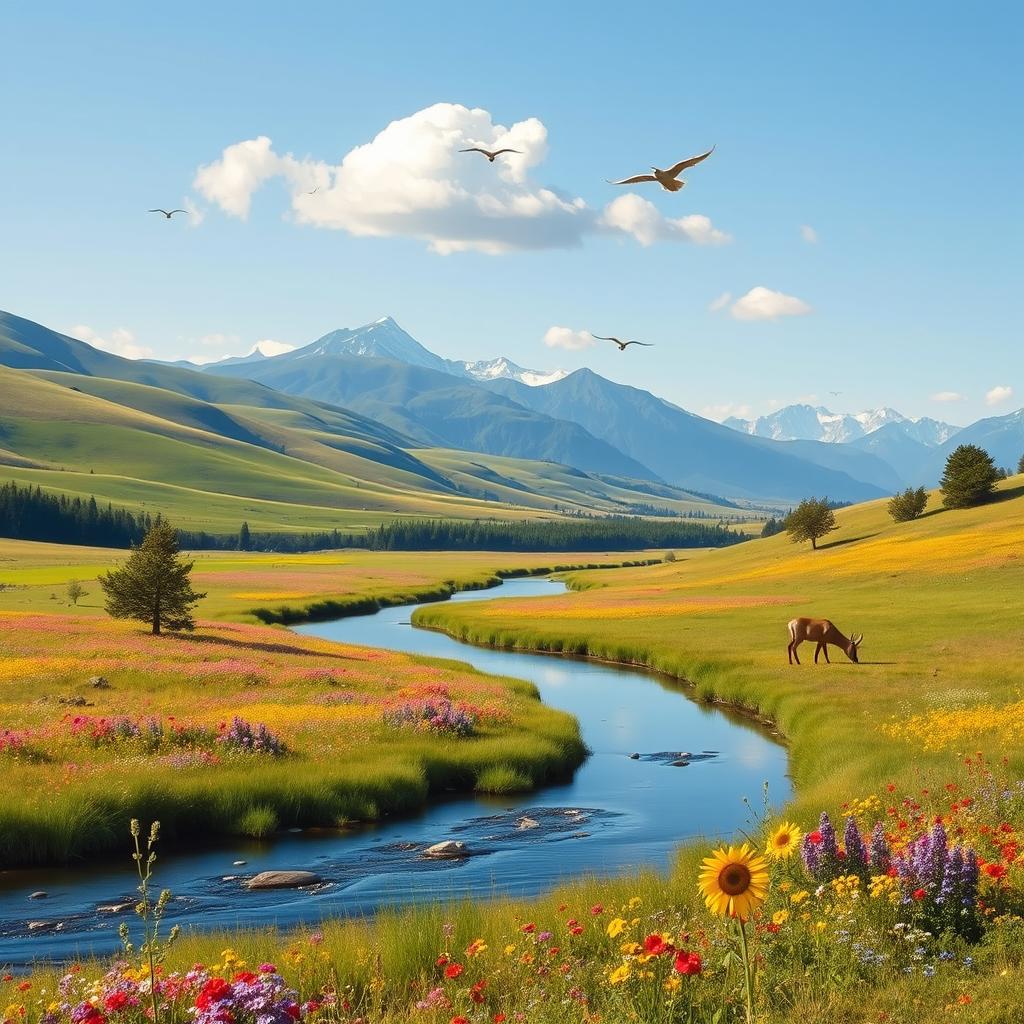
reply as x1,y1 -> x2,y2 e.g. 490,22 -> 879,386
265,317 -> 566,387
724,404 -> 959,447
460,356 -> 568,388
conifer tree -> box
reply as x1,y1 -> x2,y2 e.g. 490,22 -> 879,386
940,444 -> 999,509
99,520 -> 206,634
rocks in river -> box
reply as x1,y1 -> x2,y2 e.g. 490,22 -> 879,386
245,870 -> 322,890
28,891 -> 48,900
287,827 -> 303,833
634,750 -> 718,767
89,676 -> 111,689
422,840 -> 470,859
669,759 -> 690,767
233,860 -> 247,866
628,752 -> 640,759
28,921 -> 63,932
517,816 -> 540,831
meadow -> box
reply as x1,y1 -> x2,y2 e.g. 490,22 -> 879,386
4,485 -> 1024,1020
0,546 -> 649,865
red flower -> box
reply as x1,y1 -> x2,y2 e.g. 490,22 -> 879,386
451,1017 -> 470,1024
284,1004 -> 301,1020
520,923 -> 536,933
436,954 -> 450,966
195,978 -> 233,1010
808,831 -> 823,845
494,1015 -> 507,1023
765,922 -> 780,934
912,888 -> 927,901
232,972 -> 257,984
470,980 -> 488,1004
674,951 -> 703,976
444,963 -> 464,980
17,982 -> 32,993
985,863 -> 1007,880
643,934 -> 673,956
590,904 -> 604,915
104,993 -> 130,1012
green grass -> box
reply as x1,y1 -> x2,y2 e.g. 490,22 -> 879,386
415,477 -> 1024,822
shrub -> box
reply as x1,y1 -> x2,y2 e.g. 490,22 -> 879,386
940,443 -> 999,509
887,486 -> 929,522
1018,452 -> 1024,475
663,550 -> 677,562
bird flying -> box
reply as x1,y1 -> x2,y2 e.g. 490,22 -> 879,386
459,147 -> 522,162
591,334 -> 654,352
307,187 -> 319,195
148,208 -> 187,219
607,146 -> 715,192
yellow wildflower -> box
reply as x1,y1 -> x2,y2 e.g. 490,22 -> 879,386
772,910 -> 790,926
608,964 -> 632,986
607,917 -> 628,938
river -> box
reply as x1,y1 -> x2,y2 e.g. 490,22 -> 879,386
0,577 -> 789,965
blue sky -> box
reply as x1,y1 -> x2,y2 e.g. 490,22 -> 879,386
1,1 -> 1020,425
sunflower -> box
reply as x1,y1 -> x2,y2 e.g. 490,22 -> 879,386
698,842 -> 770,920
765,821 -> 802,860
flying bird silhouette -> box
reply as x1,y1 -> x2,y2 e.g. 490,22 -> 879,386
592,334 -> 654,352
459,147 -> 522,162
148,208 -> 187,219
307,187 -> 319,195
607,146 -> 715,192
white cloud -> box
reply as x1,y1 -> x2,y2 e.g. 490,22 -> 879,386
599,194 -> 730,247
543,326 -> 595,351
729,286 -> 812,322
800,224 -> 818,244
708,291 -> 732,312
931,390 -> 965,403
985,384 -> 1014,407
253,339 -> 295,357
68,324 -> 152,360
701,402 -> 753,422
195,103 -> 729,254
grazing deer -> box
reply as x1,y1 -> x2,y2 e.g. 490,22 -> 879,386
787,617 -> 863,665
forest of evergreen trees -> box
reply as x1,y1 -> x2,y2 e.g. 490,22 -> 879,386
0,481 -> 745,553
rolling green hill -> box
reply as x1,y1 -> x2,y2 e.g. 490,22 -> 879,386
0,313 -> 737,534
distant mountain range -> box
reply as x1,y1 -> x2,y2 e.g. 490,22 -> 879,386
161,318 -> 569,388
724,403 -> 961,446
4,308 -> 1021,511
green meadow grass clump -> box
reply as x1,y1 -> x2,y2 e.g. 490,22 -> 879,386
474,764 -> 534,793
234,804 -> 280,838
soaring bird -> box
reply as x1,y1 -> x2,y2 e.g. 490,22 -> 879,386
592,334 -> 654,352
148,208 -> 187,219
307,187 -> 319,195
607,146 -> 715,192
459,147 -> 522,162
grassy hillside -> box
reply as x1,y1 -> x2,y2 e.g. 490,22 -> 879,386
417,477 -> 1024,818
0,364 -> 731,533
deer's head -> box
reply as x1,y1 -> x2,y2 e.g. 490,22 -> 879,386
846,633 -> 864,663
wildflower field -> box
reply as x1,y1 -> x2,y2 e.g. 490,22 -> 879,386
0,544 -> 647,866
5,484 -> 1024,1020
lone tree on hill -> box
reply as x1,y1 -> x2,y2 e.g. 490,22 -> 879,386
784,497 -> 837,550
99,520 -> 206,635
940,444 -> 999,509
887,486 -> 929,523
1017,453 -> 1024,475
238,520 -> 252,552
66,579 -> 87,606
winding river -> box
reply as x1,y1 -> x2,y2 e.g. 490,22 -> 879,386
0,578 -> 789,965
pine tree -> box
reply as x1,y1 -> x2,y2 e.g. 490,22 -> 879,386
99,520 -> 206,635
1018,453 -> 1024,475
887,486 -> 929,523
784,498 -> 837,550
238,521 -> 252,552
940,444 -> 999,509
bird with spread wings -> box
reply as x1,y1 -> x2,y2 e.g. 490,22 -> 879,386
607,146 -> 715,192
459,147 -> 522,163
592,334 -> 654,352
148,208 -> 187,219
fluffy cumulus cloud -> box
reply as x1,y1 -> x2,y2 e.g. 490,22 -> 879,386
728,286 -> 812,322
253,339 -> 296,357
543,326 -> 595,351
931,390 -> 966,403
599,194 -> 730,247
985,384 -> 1014,407
189,336 -> 296,364
68,324 -> 152,360
800,224 -> 818,244
194,103 -> 729,254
